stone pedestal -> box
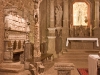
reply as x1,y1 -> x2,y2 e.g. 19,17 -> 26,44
54,63 -> 74,75
47,28 -> 57,58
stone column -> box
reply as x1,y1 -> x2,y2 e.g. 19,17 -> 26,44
94,0 -> 99,28
54,63 -> 74,75
93,0 -> 100,49
47,0 -> 57,58
50,0 -> 55,28
62,0 -> 69,52
47,0 -> 50,28
33,0 -> 42,62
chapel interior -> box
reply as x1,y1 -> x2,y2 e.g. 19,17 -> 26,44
0,0 -> 100,75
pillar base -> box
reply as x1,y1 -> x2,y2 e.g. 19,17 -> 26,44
47,36 -> 57,58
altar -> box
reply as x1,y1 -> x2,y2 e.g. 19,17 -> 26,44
66,38 -> 99,47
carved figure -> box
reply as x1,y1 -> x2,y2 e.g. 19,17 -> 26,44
77,9 -> 82,25
55,5 -> 62,27
34,0 -> 42,24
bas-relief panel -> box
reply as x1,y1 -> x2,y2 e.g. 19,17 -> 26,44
73,2 -> 88,26
4,11 -> 30,32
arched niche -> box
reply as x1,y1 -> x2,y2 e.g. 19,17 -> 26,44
71,0 -> 91,26
69,0 -> 92,37
73,2 -> 88,26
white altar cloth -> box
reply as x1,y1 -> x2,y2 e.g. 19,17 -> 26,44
66,38 -> 99,47
88,54 -> 100,75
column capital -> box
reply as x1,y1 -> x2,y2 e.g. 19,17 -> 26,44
47,36 -> 56,39
48,28 -> 56,31
48,27 -> 56,33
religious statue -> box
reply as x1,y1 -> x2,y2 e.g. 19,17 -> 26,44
33,0 -> 42,24
77,9 -> 82,25
55,4 -> 63,27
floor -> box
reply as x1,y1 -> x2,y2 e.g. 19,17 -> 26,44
43,49 -> 99,75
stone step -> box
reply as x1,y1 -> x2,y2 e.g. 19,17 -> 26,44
63,52 -> 98,55
56,58 -> 88,62
0,62 -> 24,73
54,60 -> 88,63
67,49 -> 99,52
59,49 -> 99,68
63,53 -> 89,55
59,55 -> 88,59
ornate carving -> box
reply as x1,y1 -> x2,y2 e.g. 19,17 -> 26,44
70,25 -> 90,37
55,4 -> 63,27
33,0 -> 42,58
4,9 -> 30,32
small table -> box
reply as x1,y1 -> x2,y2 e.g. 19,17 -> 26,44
54,63 -> 74,75
66,38 -> 99,47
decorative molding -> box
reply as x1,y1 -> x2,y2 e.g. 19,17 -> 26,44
48,28 -> 56,30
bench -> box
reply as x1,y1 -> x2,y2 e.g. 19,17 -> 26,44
41,53 -> 54,62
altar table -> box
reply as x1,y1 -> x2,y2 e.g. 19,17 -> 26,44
66,38 -> 99,47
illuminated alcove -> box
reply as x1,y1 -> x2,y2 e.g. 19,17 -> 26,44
69,0 -> 91,37
73,2 -> 88,26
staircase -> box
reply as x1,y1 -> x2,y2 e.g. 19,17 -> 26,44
56,49 -> 99,68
